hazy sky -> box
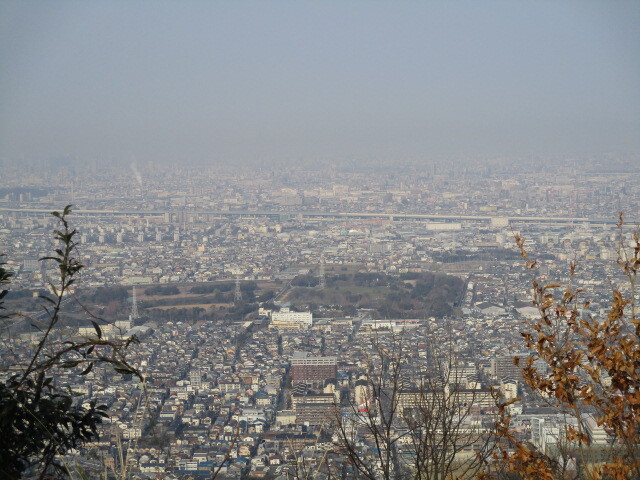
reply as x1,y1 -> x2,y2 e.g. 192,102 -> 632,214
1,1 -> 638,165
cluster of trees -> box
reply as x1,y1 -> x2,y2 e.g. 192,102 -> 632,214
145,300 -> 260,323
289,270 -> 464,319
291,273 -> 320,287
90,285 -> 129,304
189,281 -> 258,299
189,284 -> 219,294
387,272 -> 463,318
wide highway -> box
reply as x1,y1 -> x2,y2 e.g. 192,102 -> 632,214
0,205 -> 628,227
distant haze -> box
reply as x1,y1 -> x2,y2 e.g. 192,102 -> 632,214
0,1 -> 638,166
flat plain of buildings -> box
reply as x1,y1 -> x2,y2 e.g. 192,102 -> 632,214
0,161 -> 636,478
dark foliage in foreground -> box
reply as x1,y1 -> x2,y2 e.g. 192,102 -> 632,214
0,207 -> 140,479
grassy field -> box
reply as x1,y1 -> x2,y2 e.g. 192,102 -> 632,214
138,280 -> 277,311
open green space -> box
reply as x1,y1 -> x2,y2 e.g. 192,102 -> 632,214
284,269 -> 464,318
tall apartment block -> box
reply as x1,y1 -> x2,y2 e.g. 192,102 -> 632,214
290,351 -> 337,389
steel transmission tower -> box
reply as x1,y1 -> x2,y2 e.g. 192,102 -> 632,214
130,286 -> 140,321
234,274 -> 242,302
319,257 -> 326,289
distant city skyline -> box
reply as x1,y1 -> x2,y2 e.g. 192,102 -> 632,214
1,1 -> 639,166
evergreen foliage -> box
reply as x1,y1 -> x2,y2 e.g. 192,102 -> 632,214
0,207 -> 140,479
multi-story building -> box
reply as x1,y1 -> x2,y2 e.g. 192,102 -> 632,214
291,392 -> 335,409
290,351 -> 337,388
490,353 -> 526,379
270,307 -> 313,330
295,403 -> 336,426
